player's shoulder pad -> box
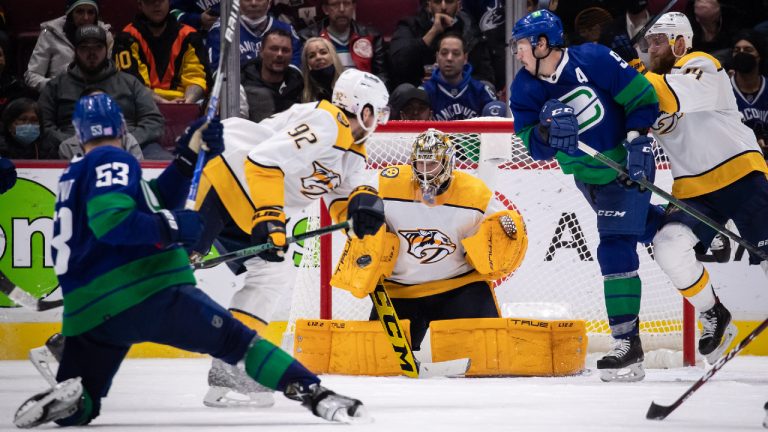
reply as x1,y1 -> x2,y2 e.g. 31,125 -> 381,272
674,51 -> 721,73
447,171 -> 493,210
315,100 -> 355,152
379,164 -> 415,200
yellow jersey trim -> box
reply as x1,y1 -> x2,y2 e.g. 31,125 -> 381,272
672,151 -> 768,198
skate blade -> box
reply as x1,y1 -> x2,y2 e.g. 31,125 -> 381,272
14,378 -> 82,429
704,323 -> 738,366
599,363 -> 645,383
29,346 -> 58,386
331,404 -> 373,424
203,386 -> 275,409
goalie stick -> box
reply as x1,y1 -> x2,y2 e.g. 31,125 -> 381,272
647,318 -> 768,420
184,0 -> 241,210
0,270 -> 62,311
576,141 -> 768,262
193,220 -> 351,270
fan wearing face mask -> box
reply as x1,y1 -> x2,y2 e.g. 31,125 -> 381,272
729,30 -> 768,159
0,98 -> 58,159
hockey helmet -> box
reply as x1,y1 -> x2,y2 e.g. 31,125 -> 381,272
511,9 -> 564,51
332,69 -> 390,142
643,12 -> 693,53
72,93 -> 126,145
410,128 -> 455,203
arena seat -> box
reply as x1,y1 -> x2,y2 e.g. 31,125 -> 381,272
158,103 -> 202,151
356,0 -> 420,39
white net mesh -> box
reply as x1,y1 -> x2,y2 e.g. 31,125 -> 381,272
288,119 -> 688,355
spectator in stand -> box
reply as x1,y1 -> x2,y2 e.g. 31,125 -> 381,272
599,0 -> 652,66
0,98 -> 58,159
0,38 -> 34,116
462,0 -> 506,92
40,25 -> 165,159
25,0 -> 113,94
729,30 -> 768,158
688,0 -> 742,64
389,0 -> 494,89
300,37 -> 342,103
207,0 -> 301,69
298,0 -> 388,86
423,33 -> 496,121
574,7 -> 614,44
171,0 -> 220,32
241,28 -> 303,122
114,0 -> 208,105
389,83 -> 432,121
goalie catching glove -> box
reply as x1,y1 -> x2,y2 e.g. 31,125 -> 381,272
462,210 -> 528,280
346,186 -> 385,238
331,226 -> 398,299
251,208 -> 287,262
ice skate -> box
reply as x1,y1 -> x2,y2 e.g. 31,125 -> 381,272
284,382 -> 371,424
14,377 -> 82,429
699,301 -> 737,365
203,358 -> 274,408
596,335 -> 645,382
29,333 -> 64,386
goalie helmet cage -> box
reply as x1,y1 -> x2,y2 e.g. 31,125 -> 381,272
290,119 -> 695,366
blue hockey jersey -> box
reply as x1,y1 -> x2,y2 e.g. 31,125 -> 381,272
732,75 -> 768,137
170,0 -> 220,29
207,16 -> 301,67
423,64 -> 497,121
510,43 -> 659,185
53,146 -> 196,336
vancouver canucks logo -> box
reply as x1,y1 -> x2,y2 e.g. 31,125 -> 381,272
479,0 -> 504,32
301,161 -> 341,198
559,86 -> 605,134
652,112 -> 684,135
399,229 -> 456,264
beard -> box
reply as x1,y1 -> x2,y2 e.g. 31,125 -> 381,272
649,51 -> 676,74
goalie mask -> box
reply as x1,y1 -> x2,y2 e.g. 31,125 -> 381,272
410,129 -> 455,204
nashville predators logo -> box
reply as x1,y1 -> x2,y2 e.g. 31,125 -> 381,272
653,112 -> 684,135
301,161 -> 342,198
381,167 -> 400,178
399,229 -> 456,264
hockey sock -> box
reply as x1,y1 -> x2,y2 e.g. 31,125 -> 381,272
677,268 -> 717,311
244,339 -> 320,392
55,387 -> 94,427
604,275 -> 641,338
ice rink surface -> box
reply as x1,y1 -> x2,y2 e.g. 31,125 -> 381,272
1,357 -> 767,431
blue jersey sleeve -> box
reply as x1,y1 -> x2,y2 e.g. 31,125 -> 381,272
84,149 -> 167,246
206,22 -> 221,66
152,162 -> 191,210
510,73 -> 556,160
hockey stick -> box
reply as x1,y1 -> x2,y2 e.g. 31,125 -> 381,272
370,284 -> 471,379
630,0 -> 677,45
577,141 -> 768,262
193,220 -> 351,270
0,270 -> 63,311
647,318 -> 768,420
184,0 -> 241,210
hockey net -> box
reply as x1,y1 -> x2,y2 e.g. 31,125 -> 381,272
285,119 -> 694,364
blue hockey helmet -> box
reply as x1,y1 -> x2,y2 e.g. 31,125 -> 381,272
511,9 -> 564,49
72,93 -> 126,145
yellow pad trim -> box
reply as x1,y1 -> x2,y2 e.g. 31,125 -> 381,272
332,227 -> 399,298
430,317 -> 587,376
293,319 -> 411,376
679,268 -> 710,298
462,210 -> 528,280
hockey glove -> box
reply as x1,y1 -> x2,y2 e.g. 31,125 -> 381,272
612,35 -> 645,72
157,209 -> 204,248
251,208 -> 287,262
624,132 -> 655,183
173,116 -> 225,177
346,186 -> 385,238
0,157 -> 17,194
539,99 -> 579,155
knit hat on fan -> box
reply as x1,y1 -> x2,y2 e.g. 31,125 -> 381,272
66,0 -> 99,15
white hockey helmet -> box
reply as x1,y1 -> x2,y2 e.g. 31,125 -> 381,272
643,12 -> 693,53
332,69 -> 390,142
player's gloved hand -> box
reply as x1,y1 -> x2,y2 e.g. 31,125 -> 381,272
346,186 -> 385,238
173,116 -> 225,177
612,35 -> 645,72
539,99 -> 579,155
251,208 -> 287,262
624,132 -> 655,183
0,157 -> 17,194
158,209 -> 204,248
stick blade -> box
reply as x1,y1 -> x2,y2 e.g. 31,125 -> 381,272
646,401 -> 672,420
418,358 -> 471,379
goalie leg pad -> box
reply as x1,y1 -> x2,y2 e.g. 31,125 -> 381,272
461,210 -> 528,280
430,317 -> 587,376
292,319 -> 412,376
331,228 -> 399,298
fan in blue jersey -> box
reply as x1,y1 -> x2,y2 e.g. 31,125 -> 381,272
170,0 -> 220,32
423,33 -> 498,121
729,30 -> 768,159
509,10 -> 662,383
13,94 -> 369,429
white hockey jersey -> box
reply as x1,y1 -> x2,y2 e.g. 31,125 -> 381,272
378,165 -> 503,299
198,101 -> 371,233
644,52 -> 768,199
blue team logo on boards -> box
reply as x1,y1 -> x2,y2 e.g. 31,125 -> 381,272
559,86 -> 604,134
399,229 -> 457,264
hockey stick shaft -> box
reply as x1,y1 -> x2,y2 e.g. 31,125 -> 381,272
577,141 -> 768,261
369,284 -> 420,378
184,0 -> 241,210
629,0 -> 678,45
0,270 -> 63,311
193,220 -> 350,269
647,318 -> 768,420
